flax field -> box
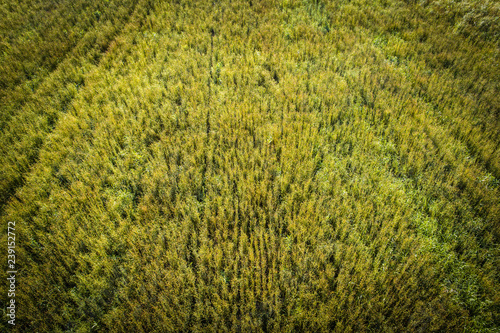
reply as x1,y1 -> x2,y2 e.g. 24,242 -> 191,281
0,0 -> 499,331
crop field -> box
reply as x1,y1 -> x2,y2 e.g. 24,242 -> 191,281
0,0 -> 499,331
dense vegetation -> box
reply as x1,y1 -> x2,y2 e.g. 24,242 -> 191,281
1,0 -> 499,331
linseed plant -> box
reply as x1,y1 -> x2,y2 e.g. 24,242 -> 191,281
0,0 -> 498,331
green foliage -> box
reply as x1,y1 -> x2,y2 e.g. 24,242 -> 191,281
0,0 -> 499,331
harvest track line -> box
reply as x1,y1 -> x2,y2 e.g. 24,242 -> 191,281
0,0 -> 144,215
